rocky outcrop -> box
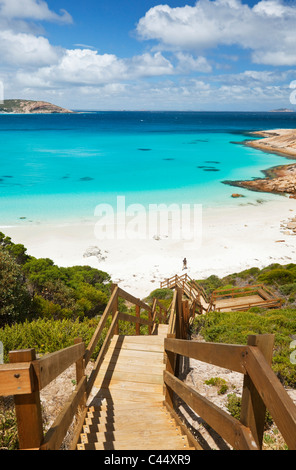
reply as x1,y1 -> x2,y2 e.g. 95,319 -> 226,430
0,99 -> 73,114
224,129 -> 296,197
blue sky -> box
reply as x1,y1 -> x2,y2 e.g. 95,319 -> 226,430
0,0 -> 296,110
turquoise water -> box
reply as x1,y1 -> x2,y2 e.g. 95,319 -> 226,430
0,111 -> 295,224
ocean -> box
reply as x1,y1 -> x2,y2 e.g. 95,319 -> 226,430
0,111 -> 296,225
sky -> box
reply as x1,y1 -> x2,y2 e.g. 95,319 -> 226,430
0,0 -> 296,111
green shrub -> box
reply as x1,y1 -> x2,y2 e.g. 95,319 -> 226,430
0,248 -> 32,326
192,308 -> 296,387
226,393 -> 242,420
205,377 -> 228,395
0,398 -> 18,450
258,269 -> 296,285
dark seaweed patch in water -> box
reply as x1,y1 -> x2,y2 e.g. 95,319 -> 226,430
163,158 -> 175,161
80,177 -> 94,181
188,139 -> 209,144
2,175 -> 13,178
204,161 -> 220,164
197,165 -> 221,172
138,148 -> 152,151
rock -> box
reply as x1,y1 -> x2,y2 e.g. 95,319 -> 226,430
287,222 -> 296,230
231,193 -> 245,198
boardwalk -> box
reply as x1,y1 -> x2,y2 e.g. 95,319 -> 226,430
77,325 -> 193,450
1,280 -> 295,451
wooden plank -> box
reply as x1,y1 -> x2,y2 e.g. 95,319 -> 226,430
101,380 -> 163,394
79,438 -> 191,450
111,335 -> 165,344
164,371 -> 258,450
94,388 -> 164,403
164,338 -> 246,374
86,311 -> 120,396
41,376 -> 87,450
107,342 -> 164,353
83,420 -> 178,434
33,342 -> 85,390
242,345 -> 296,450
215,295 -> 262,308
96,370 -> 163,385
102,348 -> 164,361
98,361 -> 165,374
0,363 -> 33,396
80,427 -> 183,444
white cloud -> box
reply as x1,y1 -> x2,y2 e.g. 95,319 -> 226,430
0,0 -> 72,23
0,30 -> 59,66
175,53 -> 212,73
15,49 -> 174,88
137,0 -> 296,66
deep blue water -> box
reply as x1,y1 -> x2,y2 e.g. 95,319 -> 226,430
0,111 -> 295,224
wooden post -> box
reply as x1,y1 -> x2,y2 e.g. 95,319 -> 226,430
9,349 -> 43,450
111,283 -> 119,335
135,305 -> 140,335
164,348 -> 175,409
240,334 -> 275,449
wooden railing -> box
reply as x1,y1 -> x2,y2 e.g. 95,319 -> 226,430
1,280 -> 295,451
211,284 -> 282,311
160,274 -> 210,313
0,284 -> 168,450
164,333 -> 296,450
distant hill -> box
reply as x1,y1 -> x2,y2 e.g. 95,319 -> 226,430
270,108 -> 294,113
0,99 -> 73,114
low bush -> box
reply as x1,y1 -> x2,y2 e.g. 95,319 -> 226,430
192,308 -> 296,387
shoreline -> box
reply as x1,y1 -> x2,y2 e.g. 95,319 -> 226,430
224,129 -> 296,197
2,197 -> 296,298
2,127 -> 296,298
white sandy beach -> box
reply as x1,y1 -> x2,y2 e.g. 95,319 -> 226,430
2,196 -> 296,298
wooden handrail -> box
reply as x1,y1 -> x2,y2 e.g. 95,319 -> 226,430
84,286 -> 119,366
165,338 -> 247,374
242,345 -> 296,450
164,370 -> 258,450
2,278 -> 292,451
0,283 -> 168,450
32,342 -> 85,391
164,334 -> 296,450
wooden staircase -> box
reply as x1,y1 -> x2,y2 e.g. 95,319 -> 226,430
76,325 -> 193,450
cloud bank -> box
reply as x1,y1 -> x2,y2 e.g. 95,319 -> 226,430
0,0 -> 294,109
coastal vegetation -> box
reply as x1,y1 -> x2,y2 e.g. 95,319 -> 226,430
0,232 -> 296,449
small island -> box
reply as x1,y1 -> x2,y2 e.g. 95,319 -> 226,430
269,108 -> 294,113
0,99 -> 73,114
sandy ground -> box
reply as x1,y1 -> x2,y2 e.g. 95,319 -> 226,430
2,196 -> 296,298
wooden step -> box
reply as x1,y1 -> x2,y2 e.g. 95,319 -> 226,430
76,324 -> 194,451
77,436 -> 191,450
80,426 -> 184,444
